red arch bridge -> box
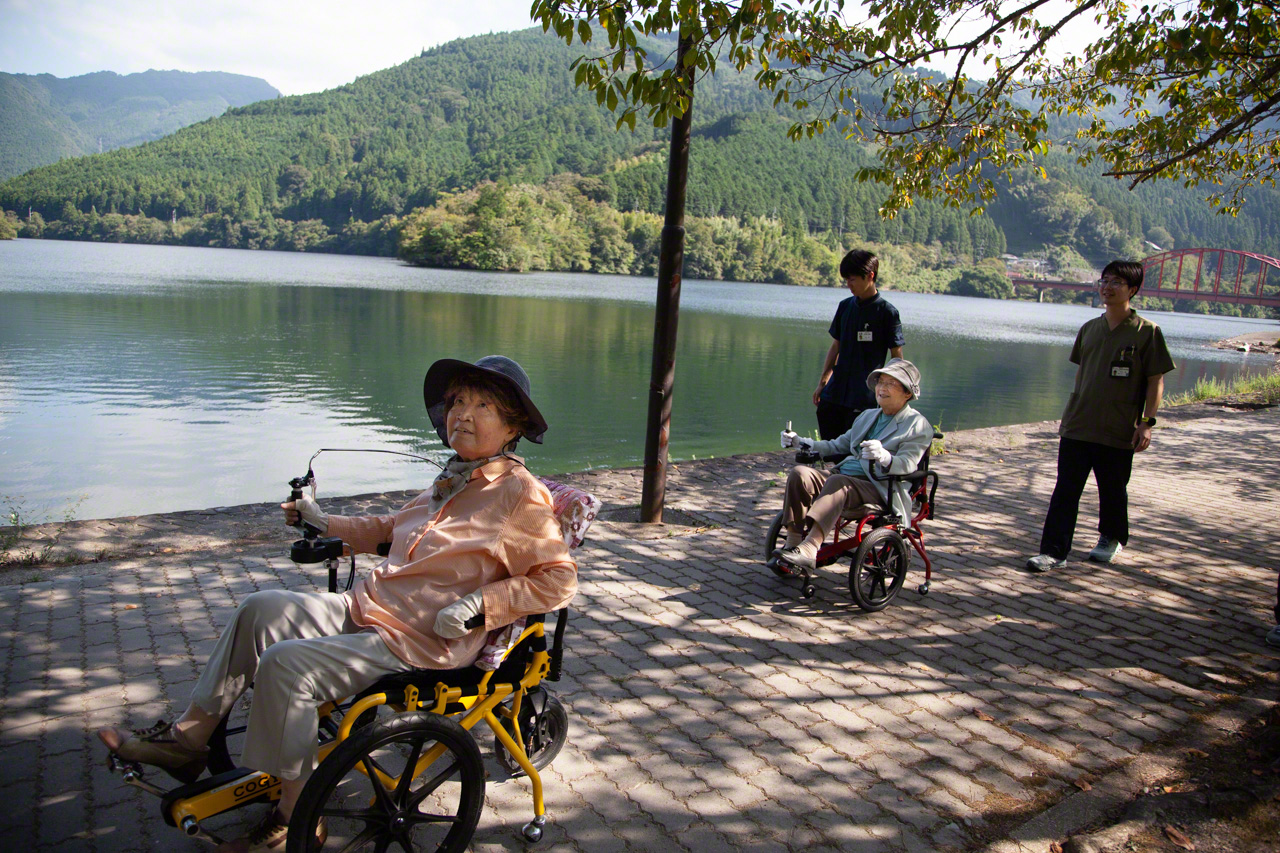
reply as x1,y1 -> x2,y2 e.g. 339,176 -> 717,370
1010,248 -> 1280,308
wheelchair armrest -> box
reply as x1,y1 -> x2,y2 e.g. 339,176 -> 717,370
376,542 -> 391,557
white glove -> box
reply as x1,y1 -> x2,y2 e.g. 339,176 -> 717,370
283,495 -> 329,533
434,589 -> 484,639
780,430 -> 798,448
860,439 -> 892,468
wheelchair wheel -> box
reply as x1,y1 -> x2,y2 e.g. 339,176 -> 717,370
763,511 -> 784,561
286,712 -> 484,853
494,687 -> 568,777
763,510 -> 795,577
847,527 -> 909,612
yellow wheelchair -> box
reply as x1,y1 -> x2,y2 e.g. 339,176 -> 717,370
107,477 -> 599,852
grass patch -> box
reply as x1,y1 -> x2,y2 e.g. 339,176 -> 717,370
0,495 -> 83,568
1166,370 -> 1280,407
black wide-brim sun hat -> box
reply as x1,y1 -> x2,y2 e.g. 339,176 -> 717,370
423,355 -> 548,447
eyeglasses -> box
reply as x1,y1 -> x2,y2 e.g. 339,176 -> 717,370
1096,277 -> 1128,290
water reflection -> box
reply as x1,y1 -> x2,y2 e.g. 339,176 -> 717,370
0,239 -> 1273,522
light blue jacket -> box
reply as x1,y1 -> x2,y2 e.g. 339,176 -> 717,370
812,404 -> 933,521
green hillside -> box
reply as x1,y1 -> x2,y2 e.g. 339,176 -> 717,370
1,26 -> 1276,314
0,69 -> 279,180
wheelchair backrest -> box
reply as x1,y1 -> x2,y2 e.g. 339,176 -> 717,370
474,479 -> 598,672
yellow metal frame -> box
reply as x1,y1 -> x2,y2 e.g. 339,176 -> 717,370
165,619 -> 553,831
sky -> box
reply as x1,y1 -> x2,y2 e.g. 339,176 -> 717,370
0,0 -> 542,95
1,0 -> 1107,97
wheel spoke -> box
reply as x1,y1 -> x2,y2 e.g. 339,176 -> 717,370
403,811 -> 461,826
334,826 -> 384,853
319,806 -> 381,821
361,756 -> 397,813
407,758 -> 460,806
392,734 -> 428,803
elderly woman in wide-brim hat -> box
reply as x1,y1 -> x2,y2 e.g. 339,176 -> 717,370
99,355 -> 576,853
773,357 -> 933,573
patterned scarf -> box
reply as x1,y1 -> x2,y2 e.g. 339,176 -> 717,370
425,454 -> 497,514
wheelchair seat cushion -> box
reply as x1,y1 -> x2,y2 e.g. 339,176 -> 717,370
840,502 -> 884,520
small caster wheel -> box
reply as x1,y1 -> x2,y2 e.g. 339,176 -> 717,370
918,581 -> 930,595
802,584 -> 816,599
522,815 -> 547,843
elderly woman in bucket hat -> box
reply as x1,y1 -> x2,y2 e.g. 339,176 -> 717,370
98,355 -> 576,853
773,357 -> 933,574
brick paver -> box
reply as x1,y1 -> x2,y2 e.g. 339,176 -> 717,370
1,404 -> 1277,851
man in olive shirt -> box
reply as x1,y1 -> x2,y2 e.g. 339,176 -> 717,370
1027,260 -> 1176,572
814,249 -> 906,439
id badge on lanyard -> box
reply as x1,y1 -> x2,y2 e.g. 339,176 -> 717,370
1111,344 -> 1135,379
857,322 -> 874,343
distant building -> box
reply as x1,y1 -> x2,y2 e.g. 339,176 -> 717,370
1000,254 -> 1049,278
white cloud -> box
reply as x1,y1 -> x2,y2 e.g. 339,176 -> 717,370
0,0 -> 538,94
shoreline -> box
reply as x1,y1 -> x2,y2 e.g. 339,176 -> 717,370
0,400 -> 1252,582
1213,329 -> 1280,354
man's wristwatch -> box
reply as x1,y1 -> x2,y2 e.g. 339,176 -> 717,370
1139,416 -> 1157,427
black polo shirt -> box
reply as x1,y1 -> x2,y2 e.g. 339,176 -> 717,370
820,292 -> 906,410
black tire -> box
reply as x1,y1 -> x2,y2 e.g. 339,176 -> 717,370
847,527 -> 909,612
286,712 -> 484,853
763,510 -> 785,563
494,688 -> 568,777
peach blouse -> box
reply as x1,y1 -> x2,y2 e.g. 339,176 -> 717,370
326,457 -> 577,670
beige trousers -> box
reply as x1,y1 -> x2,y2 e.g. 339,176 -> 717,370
784,465 -> 883,538
190,589 -> 407,781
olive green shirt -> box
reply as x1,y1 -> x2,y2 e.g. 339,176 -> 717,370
1059,310 -> 1176,450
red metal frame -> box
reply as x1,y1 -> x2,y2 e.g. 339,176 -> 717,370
812,478 -> 935,586
1009,248 -> 1280,308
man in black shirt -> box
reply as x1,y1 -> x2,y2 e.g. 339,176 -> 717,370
813,249 -> 906,440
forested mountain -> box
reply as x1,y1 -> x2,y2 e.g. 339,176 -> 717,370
1,26 -> 1276,314
0,69 -> 279,180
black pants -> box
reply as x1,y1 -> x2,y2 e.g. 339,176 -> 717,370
816,401 -> 863,441
1274,572 -> 1279,624
1038,437 -> 1134,559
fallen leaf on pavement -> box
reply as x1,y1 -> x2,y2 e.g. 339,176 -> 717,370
1185,748 -> 1208,758
1164,824 -> 1194,849
975,710 -> 994,722
1074,778 -> 1092,791
122,604 -> 139,610
1049,843 -> 1063,853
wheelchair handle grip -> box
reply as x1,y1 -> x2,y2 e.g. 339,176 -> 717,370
464,614 -> 485,631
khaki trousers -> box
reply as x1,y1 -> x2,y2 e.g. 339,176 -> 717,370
784,465 -> 883,538
189,589 -> 407,781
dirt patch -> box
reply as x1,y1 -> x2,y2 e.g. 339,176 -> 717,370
594,505 -> 719,539
1064,702 -> 1280,853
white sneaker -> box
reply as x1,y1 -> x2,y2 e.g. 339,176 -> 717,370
1025,554 -> 1066,572
1087,537 -> 1123,564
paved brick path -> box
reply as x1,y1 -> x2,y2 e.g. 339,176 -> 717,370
1,404 -> 1277,852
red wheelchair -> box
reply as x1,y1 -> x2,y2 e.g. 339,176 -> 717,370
764,436 -> 941,610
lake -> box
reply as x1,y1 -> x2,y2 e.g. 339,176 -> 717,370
1,239 -> 1275,523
